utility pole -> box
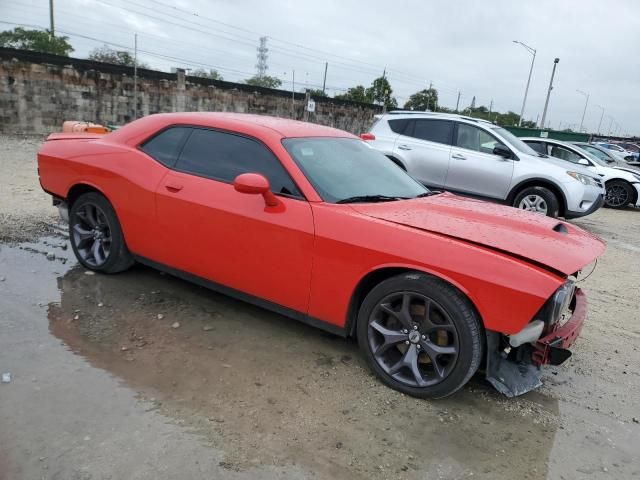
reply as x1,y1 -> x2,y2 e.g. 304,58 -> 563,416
291,70 -> 295,119
428,81 -> 433,111
540,58 -> 560,130
49,0 -> 55,37
381,68 -> 387,113
513,40 -> 536,127
607,116 -> 614,136
133,33 -> 138,120
577,89 -> 589,132
455,91 -> 461,112
596,105 -> 605,135
322,61 -> 328,95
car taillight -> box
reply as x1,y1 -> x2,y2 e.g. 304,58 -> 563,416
360,133 -> 376,141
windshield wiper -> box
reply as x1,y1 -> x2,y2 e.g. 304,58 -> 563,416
336,195 -> 411,204
415,191 -> 442,198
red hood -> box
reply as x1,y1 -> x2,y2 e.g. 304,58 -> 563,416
350,192 -> 606,275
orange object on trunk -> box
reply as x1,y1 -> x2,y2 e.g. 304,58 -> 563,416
62,121 -> 109,134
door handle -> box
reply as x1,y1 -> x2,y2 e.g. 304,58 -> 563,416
397,144 -> 412,151
164,182 -> 183,192
452,153 -> 466,160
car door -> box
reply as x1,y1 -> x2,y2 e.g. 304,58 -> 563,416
392,119 -> 453,187
154,127 -> 315,313
445,123 -> 515,199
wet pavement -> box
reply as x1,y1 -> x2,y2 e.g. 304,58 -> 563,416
1,215 -> 639,479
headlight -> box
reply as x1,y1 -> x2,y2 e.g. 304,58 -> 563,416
567,171 -> 599,186
545,281 -> 576,326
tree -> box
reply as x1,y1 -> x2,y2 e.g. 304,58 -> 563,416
366,76 -> 397,110
404,88 -> 438,111
0,27 -> 73,56
305,88 -> 327,97
88,45 -> 148,67
190,68 -> 223,80
335,85 -> 369,103
245,75 -> 282,88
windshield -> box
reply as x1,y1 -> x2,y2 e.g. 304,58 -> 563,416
283,137 -> 429,203
491,127 -> 539,155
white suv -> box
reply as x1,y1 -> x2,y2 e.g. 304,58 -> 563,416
365,112 -> 605,218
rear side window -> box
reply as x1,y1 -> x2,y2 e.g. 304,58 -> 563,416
410,120 -> 453,145
526,141 -> 546,154
175,128 -> 301,197
388,119 -> 411,134
140,127 -> 191,168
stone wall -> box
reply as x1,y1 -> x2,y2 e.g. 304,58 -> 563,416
0,48 -> 382,135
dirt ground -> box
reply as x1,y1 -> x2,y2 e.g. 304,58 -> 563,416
0,135 -> 638,480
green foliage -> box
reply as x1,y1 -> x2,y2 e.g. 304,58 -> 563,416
404,88 -> 438,111
335,85 -> 369,103
245,75 -> 282,88
463,107 -> 535,128
0,27 -> 73,56
305,88 -> 327,97
190,68 -> 223,80
88,45 -> 148,67
366,76 -> 397,110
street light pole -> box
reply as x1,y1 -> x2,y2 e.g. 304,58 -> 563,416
595,105 -> 605,135
513,40 -> 536,127
540,58 -> 560,130
576,89 -> 589,132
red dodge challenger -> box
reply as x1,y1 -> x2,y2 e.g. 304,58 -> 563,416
37,113 -> 605,398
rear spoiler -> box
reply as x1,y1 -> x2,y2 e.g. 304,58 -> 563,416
45,132 -> 106,141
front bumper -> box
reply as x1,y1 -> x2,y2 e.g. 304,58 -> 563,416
565,194 -> 605,219
532,288 -> 586,365
485,288 -> 587,397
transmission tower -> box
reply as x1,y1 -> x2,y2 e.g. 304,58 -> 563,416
256,36 -> 269,78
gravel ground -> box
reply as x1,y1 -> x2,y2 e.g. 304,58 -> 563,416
0,135 -> 638,480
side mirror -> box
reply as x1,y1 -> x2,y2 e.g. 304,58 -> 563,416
233,173 -> 279,207
493,144 -> 512,159
578,158 -> 590,166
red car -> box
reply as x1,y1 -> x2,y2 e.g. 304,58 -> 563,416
37,113 -> 605,398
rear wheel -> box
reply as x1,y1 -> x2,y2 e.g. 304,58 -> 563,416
604,180 -> 633,209
69,192 -> 134,273
357,273 -> 483,399
513,186 -> 560,217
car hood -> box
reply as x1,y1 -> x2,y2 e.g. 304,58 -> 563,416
350,192 -> 605,276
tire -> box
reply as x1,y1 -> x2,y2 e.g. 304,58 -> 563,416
513,186 -> 560,218
69,192 -> 134,273
356,273 -> 483,399
604,180 -> 633,209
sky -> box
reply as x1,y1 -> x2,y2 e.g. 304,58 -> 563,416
2,0 -> 639,136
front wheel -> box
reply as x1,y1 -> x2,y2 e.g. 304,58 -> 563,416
513,186 -> 560,217
69,192 -> 134,273
357,273 -> 483,399
604,180 -> 633,209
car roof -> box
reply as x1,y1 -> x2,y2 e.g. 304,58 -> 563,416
110,112 -> 355,146
382,111 -> 495,126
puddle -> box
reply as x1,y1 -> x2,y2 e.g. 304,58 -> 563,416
1,232 -> 561,479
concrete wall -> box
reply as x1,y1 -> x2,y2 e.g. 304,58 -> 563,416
0,48 -> 382,135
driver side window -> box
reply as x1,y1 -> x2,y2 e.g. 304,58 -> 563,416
455,124 -> 506,155
548,145 -> 583,164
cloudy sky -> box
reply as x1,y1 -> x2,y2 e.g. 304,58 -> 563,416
2,0 -> 639,135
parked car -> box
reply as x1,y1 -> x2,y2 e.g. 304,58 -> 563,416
366,112 -> 604,218
571,142 -> 640,171
522,137 -> 640,209
37,112 -> 605,398
616,142 -> 640,158
596,142 -> 637,161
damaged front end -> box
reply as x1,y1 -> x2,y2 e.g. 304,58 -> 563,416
485,280 -> 586,397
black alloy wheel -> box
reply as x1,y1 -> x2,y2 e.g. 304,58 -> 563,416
69,192 -> 134,273
357,273 -> 483,398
